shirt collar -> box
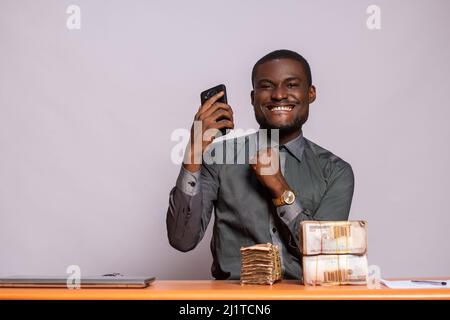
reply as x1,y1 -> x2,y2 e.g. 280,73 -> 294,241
281,131 -> 305,163
249,129 -> 305,163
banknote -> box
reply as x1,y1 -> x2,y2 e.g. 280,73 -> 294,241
300,221 -> 367,255
240,243 -> 282,285
302,254 -> 368,286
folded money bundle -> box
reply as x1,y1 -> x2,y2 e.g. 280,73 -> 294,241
299,221 -> 368,255
240,243 -> 282,285
300,221 -> 368,286
302,254 -> 368,286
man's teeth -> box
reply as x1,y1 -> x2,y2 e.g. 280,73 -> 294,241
270,106 -> 293,111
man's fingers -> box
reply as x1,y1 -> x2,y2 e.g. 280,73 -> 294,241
252,147 -> 279,168
203,119 -> 234,142
197,91 -> 225,115
212,119 -> 234,130
199,103 -> 233,121
208,108 -> 233,123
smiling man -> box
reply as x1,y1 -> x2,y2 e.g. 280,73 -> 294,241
166,49 -> 355,280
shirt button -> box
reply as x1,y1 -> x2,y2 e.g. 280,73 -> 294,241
272,227 -> 277,233
280,211 -> 285,217
188,181 -> 196,187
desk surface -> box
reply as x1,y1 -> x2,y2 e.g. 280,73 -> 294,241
1,280 -> 450,300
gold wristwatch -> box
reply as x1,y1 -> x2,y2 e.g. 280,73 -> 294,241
272,190 -> 296,207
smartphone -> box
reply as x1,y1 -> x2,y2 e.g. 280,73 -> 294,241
200,84 -> 229,136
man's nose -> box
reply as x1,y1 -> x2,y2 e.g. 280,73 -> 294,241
271,85 -> 288,101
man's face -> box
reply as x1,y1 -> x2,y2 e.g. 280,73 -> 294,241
251,58 -> 316,133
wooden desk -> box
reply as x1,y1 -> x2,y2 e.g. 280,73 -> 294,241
1,280 -> 450,300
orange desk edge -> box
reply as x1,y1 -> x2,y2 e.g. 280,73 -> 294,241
1,279 -> 450,300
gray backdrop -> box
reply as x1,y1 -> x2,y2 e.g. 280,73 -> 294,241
1,0 -> 449,280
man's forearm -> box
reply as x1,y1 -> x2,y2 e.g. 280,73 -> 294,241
276,200 -> 314,252
182,162 -> 201,174
166,167 -> 203,252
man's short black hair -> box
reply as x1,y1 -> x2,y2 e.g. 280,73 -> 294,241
251,49 -> 312,88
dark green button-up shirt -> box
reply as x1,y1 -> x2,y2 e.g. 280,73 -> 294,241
166,131 -> 354,280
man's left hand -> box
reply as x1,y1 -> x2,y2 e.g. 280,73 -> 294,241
250,147 -> 291,198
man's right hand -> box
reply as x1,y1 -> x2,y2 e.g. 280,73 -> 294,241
183,91 -> 234,173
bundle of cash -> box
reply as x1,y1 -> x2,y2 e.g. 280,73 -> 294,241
302,254 -> 368,286
240,243 -> 282,285
299,221 -> 368,255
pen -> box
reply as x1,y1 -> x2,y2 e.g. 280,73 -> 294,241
411,280 -> 447,286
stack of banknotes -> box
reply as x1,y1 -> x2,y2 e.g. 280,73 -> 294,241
240,243 -> 282,285
300,221 -> 368,286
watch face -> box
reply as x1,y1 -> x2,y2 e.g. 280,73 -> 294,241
283,190 -> 296,205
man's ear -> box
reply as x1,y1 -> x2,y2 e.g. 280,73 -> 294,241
250,90 -> 255,106
308,85 -> 316,104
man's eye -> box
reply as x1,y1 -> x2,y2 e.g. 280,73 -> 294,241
287,83 -> 299,88
259,84 -> 272,89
